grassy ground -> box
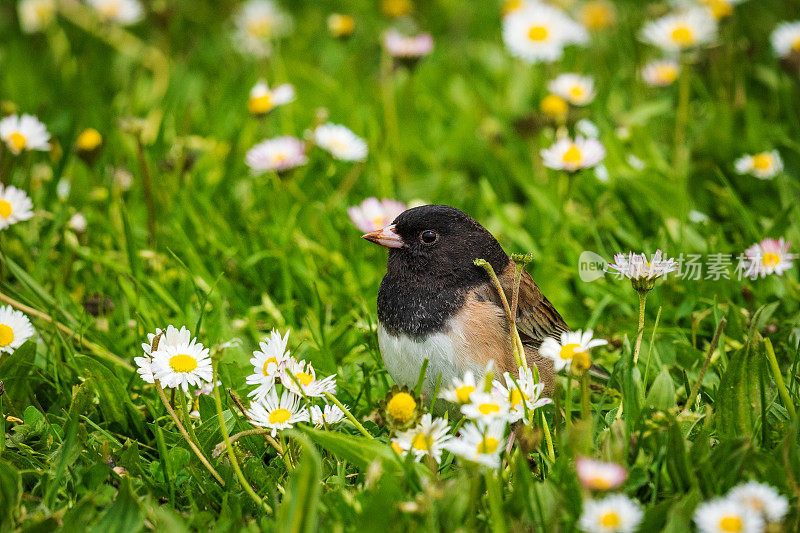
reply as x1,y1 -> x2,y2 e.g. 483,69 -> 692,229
1,0 -> 800,531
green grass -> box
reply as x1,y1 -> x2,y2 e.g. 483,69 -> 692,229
1,0 -> 800,531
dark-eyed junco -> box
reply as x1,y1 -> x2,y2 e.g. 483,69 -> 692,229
362,204 -> 569,397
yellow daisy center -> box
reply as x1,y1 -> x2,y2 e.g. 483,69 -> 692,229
541,94 -> 568,117
270,152 -> 288,165
562,145 -> 582,164
247,17 -> 274,38
0,324 -> 14,347
329,15 -> 354,37
747,497 -> 765,512
502,0 -> 524,16
248,93 -> 274,115
391,440 -> 404,454
527,25 -> 549,42
294,371 -> 314,386
559,343 -> 584,360
599,511 -> 621,528
477,437 -> 499,455
569,85 -> 585,99
671,25 -> 695,47
371,216 -> 387,228
581,2 -> 614,30
76,128 -> 102,151
9,132 -> 27,152
387,392 -> 417,422
411,433 -> 430,451
34,4 -> 54,20
656,64 -> 678,84
589,475 -> 612,489
792,37 -> 800,52
718,516 -> 743,533
704,0 -> 732,19
478,403 -> 500,415
0,200 -> 13,219
762,252 -> 781,268
751,153 -> 772,171
261,357 -> 277,375
99,0 -> 121,18
382,0 -> 412,18
268,408 -> 292,425
169,354 -> 198,373
455,385 -> 475,403
508,388 -> 528,406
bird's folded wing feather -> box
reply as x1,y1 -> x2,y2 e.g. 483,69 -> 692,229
499,262 -> 569,346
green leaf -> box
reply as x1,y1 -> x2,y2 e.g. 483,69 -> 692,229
75,356 -> 145,435
645,367 -> 676,411
90,478 -> 143,533
0,461 -> 21,530
277,432 -> 322,533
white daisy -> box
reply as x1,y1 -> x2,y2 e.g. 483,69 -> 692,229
503,3 -> 588,64
0,305 -> 35,355
694,497 -> 764,533
492,366 -> 551,423
0,185 -> 34,230
608,250 -> 679,282
540,329 -> 607,374
309,403 -> 346,427
579,494 -> 643,533
444,420 -> 507,468
279,359 -> 337,398
626,154 -> 645,170
743,238 -> 796,278
576,119 -> 600,138
0,114 -> 50,155
327,14 -> 354,39
18,0 -> 56,33
575,457 -> 628,490
541,136 -> 605,171
151,336 -> 213,392
441,369 -> 480,404
579,0 -> 616,31
461,391 -> 513,422
247,389 -> 310,436
594,164 -> 610,182
247,80 -> 294,116
233,0 -> 292,58
700,0 -> 746,20
734,150 -> 783,179
770,20 -> 800,58
548,73 -> 595,106
245,136 -> 307,173
728,481 -> 789,523
689,210 -> 709,223
640,8 -> 717,52
86,0 -> 144,25
68,213 -> 87,233
641,59 -> 680,87
246,329 -> 292,401
347,197 -> 407,233
383,29 -> 434,59
502,0 -> 531,18
314,123 -> 368,162
135,325 -> 196,384
392,414 -> 451,464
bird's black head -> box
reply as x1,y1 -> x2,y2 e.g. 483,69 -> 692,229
363,204 -> 510,287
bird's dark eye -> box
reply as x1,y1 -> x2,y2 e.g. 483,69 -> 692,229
420,230 -> 439,245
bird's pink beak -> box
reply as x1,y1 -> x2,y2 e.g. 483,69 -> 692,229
362,224 -> 405,248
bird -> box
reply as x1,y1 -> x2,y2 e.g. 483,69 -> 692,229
361,204 -> 570,398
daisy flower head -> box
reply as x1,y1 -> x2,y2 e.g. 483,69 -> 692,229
383,29 -> 434,63
576,119 -> 600,138
441,369 -> 479,404
541,135 -> 605,171
728,481 -> 788,523
540,329 -> 607,375
76,128 -> 103,153
579,494 -> 643,533
492,366 -> 551,423
379,386 -> 422,431
279,358 -> 337,397
347,197 -> 407,233
0,114 -> 50,155
640,7 -> 717,52
608,250 -> 678,292
314,123 -> 368,162
246,136 -> 307,173
392,414 -> 451,464
445,420 -> 507,468
0,305 -> 35,356
576,457 -> 628,490
247,80 -> 294,116
327,14 -> 355,39
548,73 -> 595,106
310,403 -> 346,427
136,325 -> 194,384
701,0 -> 746,20
246,329 -> 292,400
502,0 -> 531,18
694,497 -> 764,533
381,0 -> 412,18
0,185 -> 34,230
151,333 -> 213,391
734,150 -> 783,179
642,59 -> 680,87
540,94 -> 569,118
247,389 -> 310,436
87,0 -> 144,25
503,3 -> 589,64
744,238 -> 796,279
233,0 -> 292,58
579,0 -> 616,31
771,21 -> 800,59
461,391 -> 512,422
18,0 -> 56,33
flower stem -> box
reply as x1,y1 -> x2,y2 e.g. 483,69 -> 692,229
683,318 -> 726,414
632,290 -> 648,365
176,391 -> 198,444
674,57 -> 691,179
564,375 -> 573,431
539,411 -> 555,463
484,469 -> 507,533
324,392 -> 372,439
211,361 -> 271,513
213,428 -> 271,458
475,259 -> 525,370
154,380 -> 225,486
763,337 -> 796,419
580,372 -> 591,421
